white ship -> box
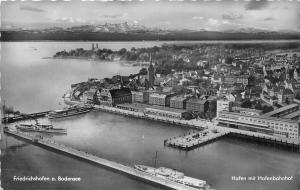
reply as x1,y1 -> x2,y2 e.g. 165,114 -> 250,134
134,165 -> 210,189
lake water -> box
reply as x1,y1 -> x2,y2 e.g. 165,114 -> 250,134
1,41 -> 300,190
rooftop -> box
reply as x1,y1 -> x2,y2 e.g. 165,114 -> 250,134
187,98 -> 207,104
220,111 -> 298,124
263,104 -> 299,117
170,96 -> 188,101
282,110 -> 300,119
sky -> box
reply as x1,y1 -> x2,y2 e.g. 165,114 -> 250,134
1,0 -> 300,31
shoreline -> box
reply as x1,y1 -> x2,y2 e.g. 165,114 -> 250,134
47,56 -> 150,65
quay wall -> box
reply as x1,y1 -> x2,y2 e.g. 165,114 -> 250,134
94,105 -> 208,130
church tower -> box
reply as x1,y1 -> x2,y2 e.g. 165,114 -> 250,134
147,53 -> 155,88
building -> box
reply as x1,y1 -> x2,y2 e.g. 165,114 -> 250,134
223,76 -> 237,85
98,88 -> 132,106
170,96 -> 188,109
236,75 -> 249,85
147,61 -> 155,88
277,88 -> 295,104
282,110 -> 300,121
144,105 -> 192,120
82,88 -> 98,104
186,99 -> 208,113
149,92 -> 175,107
131,91 -> 144,103
216,94 -> 235,118
218,111 -> 299,140
231,107 -> 263,116
263,104 -> 299,118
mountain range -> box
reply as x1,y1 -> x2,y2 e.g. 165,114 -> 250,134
1,22 -> 300,41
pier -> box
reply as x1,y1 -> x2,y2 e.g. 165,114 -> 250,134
164,129 -> 230,151
2,111 -> 51,124
164,126 -> 300,152
3,129 -> 209,190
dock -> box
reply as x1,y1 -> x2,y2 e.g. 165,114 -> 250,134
164,126 -> 300,152
3,129 -> 210,190
2,111 -> 51,124
164,129 -> 230,151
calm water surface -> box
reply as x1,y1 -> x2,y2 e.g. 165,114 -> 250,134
1,41 -> 300,190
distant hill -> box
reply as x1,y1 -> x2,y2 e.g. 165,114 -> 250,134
1,22 -> 300,41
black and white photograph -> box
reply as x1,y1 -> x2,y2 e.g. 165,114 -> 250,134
1,1 -> 300,190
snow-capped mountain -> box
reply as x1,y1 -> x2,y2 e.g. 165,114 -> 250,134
64,22 -> 153,33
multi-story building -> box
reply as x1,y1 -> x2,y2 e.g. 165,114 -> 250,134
216,94 -> 235,118
218,111 -> 299,140
170,96 -> 188,109
186,99 -> 208,113
231,107 -> 263,116
149,92 -> 175,107
82,88 -> 98,104
98,88 -> 132,106
223,76 -> 236,85
131,91 -> 144,103
277,88 -> 295,104
236,75 -> 249,85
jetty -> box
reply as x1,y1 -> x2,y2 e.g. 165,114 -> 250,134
3,129 -> 211,190
164,129 -> 230,151
164,126 -> 300,152
2,111 -> 51,124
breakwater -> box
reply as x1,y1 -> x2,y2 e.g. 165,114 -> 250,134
3,129 -> 208,190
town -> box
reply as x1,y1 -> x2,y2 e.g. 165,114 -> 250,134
61,43 -> 300,143
3,42 -> 300,190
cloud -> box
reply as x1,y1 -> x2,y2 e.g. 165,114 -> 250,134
207,18 -> 219,26
245,0 -> 269,10
222,12 -> 243,20
264,17 -> 275,21
192,16 -> 204,20
19,5 -> 45,13
56,17 -> 86,23
102,13 -> 128,19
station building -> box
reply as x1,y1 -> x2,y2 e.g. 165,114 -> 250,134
218,111 -> 300,140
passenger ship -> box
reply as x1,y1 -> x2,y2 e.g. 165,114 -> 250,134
134,165 -> 210,189
16,123 -> 67,134
47,105 -> 93,119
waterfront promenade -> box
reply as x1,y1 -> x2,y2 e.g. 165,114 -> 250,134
3,129 -> 208,190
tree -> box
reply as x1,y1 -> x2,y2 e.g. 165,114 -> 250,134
139,68 -> 148,75
262,106 -> 274,113
118,48 -> 127,55
225,56 -> 233,65
241,99 -> 252,108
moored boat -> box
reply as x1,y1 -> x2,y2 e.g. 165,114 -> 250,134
134,165 -> 210,190
16,123 -> 67,134
47,105 -> 93,119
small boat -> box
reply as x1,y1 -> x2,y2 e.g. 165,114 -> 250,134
16,123 -> 67,134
